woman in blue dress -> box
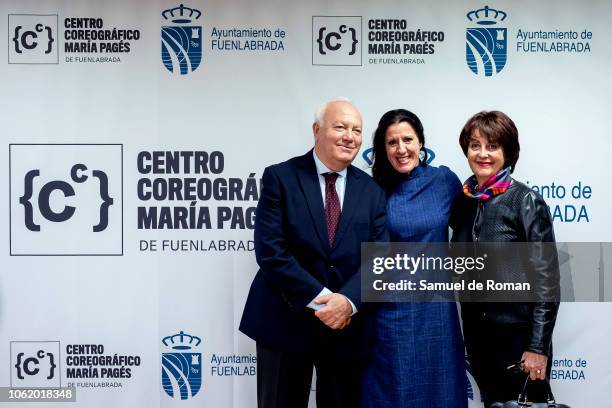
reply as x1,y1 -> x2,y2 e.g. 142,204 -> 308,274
362,109 -> 467,408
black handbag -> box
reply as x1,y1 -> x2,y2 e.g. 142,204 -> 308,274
489,374 -> 570,408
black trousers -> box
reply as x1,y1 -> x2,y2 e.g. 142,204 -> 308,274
463,321 -> 553,407
256,343 -> 364,408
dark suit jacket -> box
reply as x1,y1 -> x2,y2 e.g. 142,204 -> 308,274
239,150 -> 388,356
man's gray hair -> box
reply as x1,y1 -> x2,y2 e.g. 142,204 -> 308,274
314,97 -> 352,125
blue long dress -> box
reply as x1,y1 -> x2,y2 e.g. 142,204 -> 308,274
362,165 -> 468,408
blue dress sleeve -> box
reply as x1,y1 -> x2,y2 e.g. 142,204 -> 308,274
439,165 -> 463,200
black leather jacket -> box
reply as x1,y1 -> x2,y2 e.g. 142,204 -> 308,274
451,180 -> 560,355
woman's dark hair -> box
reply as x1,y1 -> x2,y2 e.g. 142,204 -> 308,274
372,109 -> 428,193
459,110 -> 520,172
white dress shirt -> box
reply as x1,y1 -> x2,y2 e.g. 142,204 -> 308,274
306,151 -> 357,315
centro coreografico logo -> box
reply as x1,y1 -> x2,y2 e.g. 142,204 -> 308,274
11,341 -> 61,388
8,14 -> 58,64
312,16 -> 362,66
9,144 -> 123,256
161,4 -> 203,75
161,331 -> 202,400
465,5 -> 507,77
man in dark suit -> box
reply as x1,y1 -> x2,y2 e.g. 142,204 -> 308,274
240,98 -> 388,407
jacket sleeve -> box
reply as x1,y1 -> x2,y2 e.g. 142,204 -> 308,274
521,190 -> 560,355
254,166 -> 324,308
339,185 -> 389,310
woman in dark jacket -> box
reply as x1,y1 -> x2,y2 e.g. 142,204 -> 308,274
451,111 -> 560,406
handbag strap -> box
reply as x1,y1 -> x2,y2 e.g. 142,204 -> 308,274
517,374 -> 557,407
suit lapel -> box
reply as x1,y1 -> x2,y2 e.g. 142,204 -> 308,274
332,166 -> 366,251
296,152 -> 329,252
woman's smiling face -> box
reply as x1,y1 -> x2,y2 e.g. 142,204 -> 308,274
467,129 -> 506,186
385,121 -> 422,175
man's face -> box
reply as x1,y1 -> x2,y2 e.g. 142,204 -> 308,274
313,101 -> 363,171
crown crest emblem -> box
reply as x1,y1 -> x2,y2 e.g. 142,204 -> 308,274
466,6 -> 506,25
162,331 -> 201,350
162,4 -> 202,24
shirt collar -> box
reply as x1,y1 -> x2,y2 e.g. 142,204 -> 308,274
313,150 -> 347,178
407,163 -> 425,179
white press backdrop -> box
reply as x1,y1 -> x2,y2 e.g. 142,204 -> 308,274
1,0 -> 611,407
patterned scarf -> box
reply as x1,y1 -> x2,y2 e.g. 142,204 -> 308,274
463,167 -> 511,201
